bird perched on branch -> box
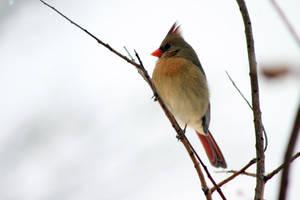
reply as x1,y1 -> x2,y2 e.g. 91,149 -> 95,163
152,23 -> 227,168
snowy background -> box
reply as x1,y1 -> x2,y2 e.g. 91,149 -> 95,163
0,0 -> 299,199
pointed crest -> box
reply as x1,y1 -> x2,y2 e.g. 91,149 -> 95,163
167,22 -> 181,36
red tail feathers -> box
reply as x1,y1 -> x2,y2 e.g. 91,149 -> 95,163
196,131 -> 227,168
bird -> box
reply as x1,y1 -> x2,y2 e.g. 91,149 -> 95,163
151,23 -> 227,168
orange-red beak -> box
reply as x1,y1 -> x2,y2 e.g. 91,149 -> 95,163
151,48 -> 163,58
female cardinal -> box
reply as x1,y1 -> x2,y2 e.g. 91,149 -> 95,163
151,23 -> 227,168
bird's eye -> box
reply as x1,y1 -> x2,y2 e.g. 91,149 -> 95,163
160,43 -> 171,52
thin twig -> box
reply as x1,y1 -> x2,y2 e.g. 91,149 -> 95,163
226,71 -> 268,152
40,1 -> 223,199
219,152 -> 300,181
226,71 -> 252,109
265,151 -> 300,183
212,151 -> 300,193
278,103 -> 300,200
211,158 -> 257,193
269,0 -> 300,48
124,46 -> 135,61
235,0 -> 265,199
183,134 -> 226,200
184,138 -> 212,200
216,170 -> 256,178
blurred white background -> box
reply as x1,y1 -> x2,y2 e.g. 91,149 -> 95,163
0,0 -> 299,199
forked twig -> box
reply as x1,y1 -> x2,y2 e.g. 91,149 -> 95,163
211,158 -> 257,193
40,1 -> 226,199
265,151 -> 300,183
211,151 -> 300,193
39,1 -> 300,200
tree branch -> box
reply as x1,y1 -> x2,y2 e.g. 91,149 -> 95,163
216,152 -> 300,183
211,150 -> 300,194
182,138 -> 212,200
211,158 -> 257,193
218,152 -> 300,182
235,1 -> 265,199
265,151 -> 300,183
269,0 -> 300,48
278,103 -> 300,200
39,1 -> 227,199
183,134 -> 226,199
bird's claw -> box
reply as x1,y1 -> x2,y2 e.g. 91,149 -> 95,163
176,124 -> 187,141
152,94 -> 158,101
